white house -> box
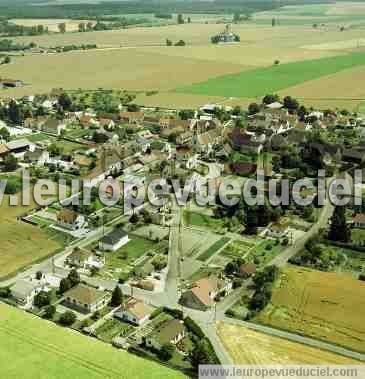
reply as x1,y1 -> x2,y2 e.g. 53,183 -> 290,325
65,248 -> 105,270
114,298 -> 153,326
24,148 -> 50,166
10,279 -> 45,307
64,284 -> 109,313
99,229 -> 129,251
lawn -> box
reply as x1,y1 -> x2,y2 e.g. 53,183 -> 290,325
197,237 -> 230,262
100,236 -> 159,278
178,52 -> 365,98
0,192 -> 63,279
0,303 -> 185,379
183,210 -> 224,231
254,266 -> 365,353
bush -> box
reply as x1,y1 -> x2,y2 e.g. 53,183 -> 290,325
44,305 -> 56,319
163,307 -> 183,320
150,307 -> 163,319
359,274 -> 365,281
184,316 -> 204,339
158,343 -> 175,361
59,311 -> 76,326
0,287 -> 10,298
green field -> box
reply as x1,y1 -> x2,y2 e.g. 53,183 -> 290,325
197,237 -> 230,261
0,303 -> 184,379
178,52 -> 365,98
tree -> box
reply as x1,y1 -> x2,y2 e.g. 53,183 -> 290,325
3,55 -> 10,64
86,22 -> 93,31
272,18 -> 276,27
59,311 -> 76,326
187,17 -> 191,23
262,94 -> 279,105
178,109 -> 194,120
248,102 -> 260,115
328,206 -> 350,243
48,143 -> 62,157
0,127 -> 10,141
58,93 -> 72,111
58,23 -> 66,34
34,291 -> 51,307
159,343 -> 175,360
190,339 -> 213,369
4,154 -> 17,172
44,305 -> 56,319
35,271 -> 43,280
274,59 -> 280,65
177,14 -> 184,24
166,38 -> 172,46
111,285 -> 123,307
233,12 -> 241,23
174,40 -> 186,46
59,278 -> 72,294
68,268 -> 80,287
8,99 -> 23,124
78,22 -> 85,32
283,96 -> 299,112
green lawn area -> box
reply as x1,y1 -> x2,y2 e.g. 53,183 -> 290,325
0,303 -> 184,379
351,229 -> 365,246
177,52 -> 365,97
95,318 -> 134,343
183,210 -> 224,231
100,236 -> 159,277
197,237 -> 230,262
66,128 -> 91,139
26,133 -> 51,143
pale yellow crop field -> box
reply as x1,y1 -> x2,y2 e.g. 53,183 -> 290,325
0,48 -> 246,98
217,322 -> 360,365
326,2 -> 365,15
9,19 -> 96,33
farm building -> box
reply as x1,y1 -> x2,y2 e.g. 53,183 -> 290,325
64,284 -> 109,313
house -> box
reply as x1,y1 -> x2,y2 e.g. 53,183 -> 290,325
10,279 -> 44,307
99,229 -> 129,251
41,118 -> 66,136
353,214 -> 365,229
230,128 -> 263,154
145,319 -> 185,350
6,139 -> 35,158
265,223 -> 289,238
175,146 -> 198,170
57,209 -> 85,230
65,248 -> 104,270
180,276 -> 232,311
80,115 -> 98,128
64,284 -> 109,313
176,131 -> 193,146
239,263 -> 257,278
114,298 -> 153,326
23,148 -> 49,166
228,162 -> 257,177
120,111 -> 144,124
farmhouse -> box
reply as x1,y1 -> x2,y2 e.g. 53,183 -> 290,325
64,284 -> 109,313
24,148 -> 49,166
99,229 -> 129,251
180,276 -> 232,311
6,139 -> 35,158
114,298 -> 153,326
57,209 -> 85,230
145,319 -> 185,351
10,279 -> 45,307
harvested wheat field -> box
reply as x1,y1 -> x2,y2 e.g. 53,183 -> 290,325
254,266 -> 365,353
9,19 -> 96,33
0,48 -> 245,98
217,322 -> 359,364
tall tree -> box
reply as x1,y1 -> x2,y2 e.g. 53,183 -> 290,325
58,23 -> 66,34
111,285 -> 123,307
177,14 -> 184,24
328,206 -> 350,243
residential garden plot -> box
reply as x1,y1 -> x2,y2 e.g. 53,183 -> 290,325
217,321 -> 359,365
178,52 -> 365,98
254,266 -> 365,353
97,236 -> 163,280
95,318 -> 135,343
197,237 -> 231,262
0,303 -> 184,379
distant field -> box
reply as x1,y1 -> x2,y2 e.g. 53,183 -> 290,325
0,192 -> 62,279
0,303 -> 184,379
254,266 -> 365,353
9,19 -> 96,33
0,48 -> 244,98
217,321 -> 360,364
178,52 -> 365,98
